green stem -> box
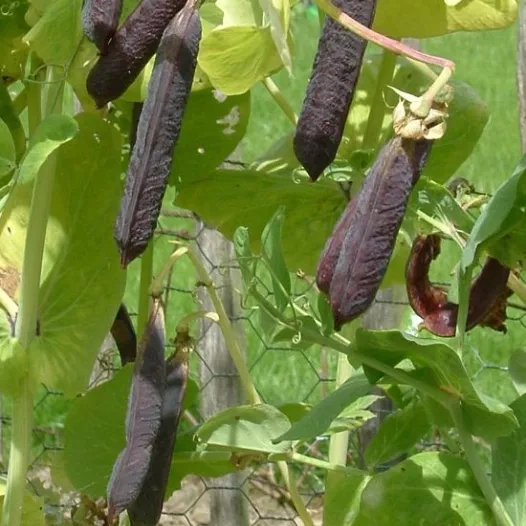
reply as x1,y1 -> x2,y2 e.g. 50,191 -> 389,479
326,352 -> 354,494
314,0 -> 455,70
186,247 -> 260,405
5,64 -> 64,526
450,403 -> 514,526
137,242 -> 154,337
1,381 -> 33,526
12,88 -> 28,117
287,452 -> 354,474
280,463 -> 315,526
261,77 -> 297,126
362,49 -> 397,150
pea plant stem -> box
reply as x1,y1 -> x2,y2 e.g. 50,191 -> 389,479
314,0 -> 455,71
450,403 -> 515,526
261,77 -> 298,126
1,380 -> 33,526
4,64 -> 64,526
137,241 -> 154,337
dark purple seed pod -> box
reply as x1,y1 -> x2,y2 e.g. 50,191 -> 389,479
294,0 -> 378,181
82,0 -> 123,55
316,196 -> 357,294
86,0 -> 187,108
110,303 -> 137,366
107,300 -> 166,523
128,343 -> 189,526
329,136 -> 433,330
114,5 -> 202,267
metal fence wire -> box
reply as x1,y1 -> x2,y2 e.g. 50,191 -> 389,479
3,208 -> 526,526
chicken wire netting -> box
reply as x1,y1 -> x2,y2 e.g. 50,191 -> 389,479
1,207 -> 525,526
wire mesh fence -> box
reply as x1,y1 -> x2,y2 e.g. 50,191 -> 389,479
1,206 -> 525,525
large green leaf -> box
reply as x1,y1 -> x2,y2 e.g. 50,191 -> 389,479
354,452 -> 494,525
273,372 -> 372,442
364,399 -> 431,468
196,404 -> 293,454
170,89 -> 251,184
374,0 -> 517,38
198,25 -> 283,95
0,113 -> 126,396
355,330 -> 518,440
492,393 -> 526,525
323,469 -> 370,526
63,363 -> 199,498
176,168 -> 343,275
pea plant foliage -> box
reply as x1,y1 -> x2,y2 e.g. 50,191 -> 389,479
0,0 -> 525,525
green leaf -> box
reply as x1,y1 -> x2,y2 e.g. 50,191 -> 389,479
277,402 -> 312,423
364,399 -> 431,468
325,394 -> 381,434
323,470 -> 370,526
355,330 -> 518,440
460,155 -> 526,271
260,206 -> 291,312
170,89 -> 251,184
423,80 -> 489,184
0,0 -> 29,80
251,131 -> 300,175
0,118 -> 16,177
198,26 -> 283,95
373,0 -> 517,38
176,168 -> 344,275
509,349 -> 526,397
273,372 -> 372,442
0,114 -> 124,395
316,293 -> 334,336
492,393 -> 526,525
258,0 -> 292,71
0,82 -> 25,161
196,404 -> 292,454
64,366 -> 133,498
64,363 -> 198,497
354,452 -> 494,525
169,451 -> 237,489
17,114 -> 79,184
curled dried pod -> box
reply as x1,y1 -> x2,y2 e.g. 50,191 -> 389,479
107,299 -> 166,522
114,4 -> 202,267
86,0 -> 187,108
128,327 -> 191,526
405,234 -> 512,337
294,0 -> 378,181
110,303 -> 137,366
82,0 -> 123,55
328,136 -> 433,330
